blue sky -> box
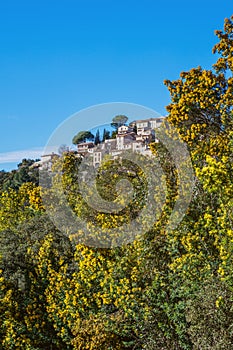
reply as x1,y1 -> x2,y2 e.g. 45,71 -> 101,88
0,0 -> 232,170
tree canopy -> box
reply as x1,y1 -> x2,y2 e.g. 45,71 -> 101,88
111,115 -> 128,130
72,131 -> 94,145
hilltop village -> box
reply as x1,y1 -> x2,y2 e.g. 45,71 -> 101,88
36,116 -> 165,170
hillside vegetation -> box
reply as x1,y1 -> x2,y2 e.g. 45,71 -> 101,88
0,15 -> 233,349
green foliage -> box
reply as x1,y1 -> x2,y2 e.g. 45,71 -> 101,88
0,214 -> 73,349
72,131 -> 94,145
186,278 -> 233,349
94,129 -> 100,145
102,128 -> 111,141
0,159 -> 39,192
111,115 -> 128,130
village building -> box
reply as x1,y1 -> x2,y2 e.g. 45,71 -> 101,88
77,141 -> 95,155
34,117 -> 165,170
31,152 -> 59,171
91,116 -> 165,167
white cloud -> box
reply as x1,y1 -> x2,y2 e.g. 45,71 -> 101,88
0,147 -> 44,164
